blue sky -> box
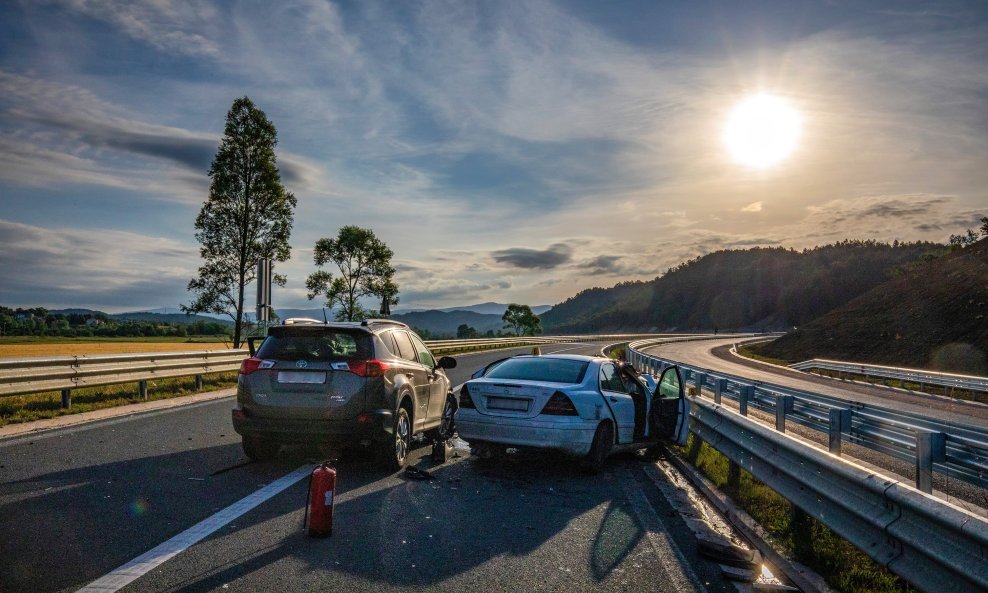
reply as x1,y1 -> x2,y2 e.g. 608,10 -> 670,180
1,0 -> 986,313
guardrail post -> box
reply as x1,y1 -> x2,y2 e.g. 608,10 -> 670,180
775,395 -> 795,432
693,373 -> 705,398
915,431 -> 947,494
828,409 -> 852,455
714,379 -> 727,404
61,389 -> 71,409
739,385 -> 752,416
139,380 -> 148,400
195,375 -> 203,391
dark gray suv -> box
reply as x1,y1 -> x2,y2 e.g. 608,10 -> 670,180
232,318 -> 457,469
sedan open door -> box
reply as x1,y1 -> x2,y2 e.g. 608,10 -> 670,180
651,366 -> 690,446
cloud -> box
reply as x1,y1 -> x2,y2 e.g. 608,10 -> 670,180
491,243 -> 573,269
0,218 -> 196,310
580,255 -> 626,275
741,202 -> 763,213
53,0 -> 220,57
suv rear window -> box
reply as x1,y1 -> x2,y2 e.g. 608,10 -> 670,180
484,357 -> 589,384
257,328 -> 372,361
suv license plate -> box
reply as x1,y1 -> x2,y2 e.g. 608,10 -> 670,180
277,371 -> 327,384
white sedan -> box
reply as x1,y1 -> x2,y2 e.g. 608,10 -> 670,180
455,354 -> 689,471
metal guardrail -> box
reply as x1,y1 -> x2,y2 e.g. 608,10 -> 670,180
628,341 -> 988,493
790,358 -> 988,395
627,340 -> 988,593
0,334 -> 672,404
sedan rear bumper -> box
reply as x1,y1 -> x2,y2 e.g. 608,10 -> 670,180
456,411 -> 598,456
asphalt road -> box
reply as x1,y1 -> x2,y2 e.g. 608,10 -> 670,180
647,337 -> 988,515
646,337 -> 988,427
0,342 -> 735,593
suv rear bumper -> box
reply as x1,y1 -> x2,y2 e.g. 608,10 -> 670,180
232,407 -> 394,443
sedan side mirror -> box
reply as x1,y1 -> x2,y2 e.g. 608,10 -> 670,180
436,356 -> 457,370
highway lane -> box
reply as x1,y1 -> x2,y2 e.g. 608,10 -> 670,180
646,337 -> 988,427
1,342 -> 734,593
646,337 -> 988,514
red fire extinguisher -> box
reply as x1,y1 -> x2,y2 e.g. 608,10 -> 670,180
304,462 -> 336,537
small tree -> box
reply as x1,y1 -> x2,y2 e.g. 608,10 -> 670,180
306,226 -> 399,321
502,304 -> 542,336
980,215 -> 988,238
183,97 -> 296,347
457,323 -> 479,339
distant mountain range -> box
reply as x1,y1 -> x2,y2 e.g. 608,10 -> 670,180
48,309 -> 234,326
42,302 -> 551,337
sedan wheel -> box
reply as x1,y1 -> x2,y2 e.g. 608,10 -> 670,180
583,422 -> 613,474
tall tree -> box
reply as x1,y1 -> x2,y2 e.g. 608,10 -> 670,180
306,226 -> 399,321
183,97 -> 296,347
502,303 -> 542,336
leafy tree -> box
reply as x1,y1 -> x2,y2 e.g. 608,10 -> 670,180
980,216 -> 988,238
456,324 -> 479,339
305,226 -> 398,321
502,303 -> 542,336
182,97 -> 296,347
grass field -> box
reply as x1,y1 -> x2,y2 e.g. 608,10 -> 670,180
0,336 -> 234,358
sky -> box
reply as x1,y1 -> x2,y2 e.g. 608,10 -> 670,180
0,0 -> 986,314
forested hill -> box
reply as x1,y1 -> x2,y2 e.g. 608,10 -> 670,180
754,238 -> 988,374
540,240 -> 940,333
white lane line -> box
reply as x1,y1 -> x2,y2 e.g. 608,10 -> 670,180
77,465 -> 312,593
618,466 -> 706,592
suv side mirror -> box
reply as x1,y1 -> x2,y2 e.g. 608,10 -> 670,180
436,356 -> 457,370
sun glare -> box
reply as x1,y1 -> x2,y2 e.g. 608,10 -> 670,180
724,94 -> 801,169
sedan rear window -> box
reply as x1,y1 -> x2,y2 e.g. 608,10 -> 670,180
257,329 -> 371,361
484,357 -> 589,384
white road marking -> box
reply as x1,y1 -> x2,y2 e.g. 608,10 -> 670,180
76,465 -> 312,593
617,466 -> 706,592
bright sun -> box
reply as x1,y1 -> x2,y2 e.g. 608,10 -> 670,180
724,94 -> 801,168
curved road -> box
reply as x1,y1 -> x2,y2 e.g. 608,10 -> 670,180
0,342 -> 736,593
646,337 -> 988,514
646,337 -> 988,427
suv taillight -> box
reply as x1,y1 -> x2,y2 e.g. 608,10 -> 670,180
349,359 -> 389,378
240,357 -> 262,375
459,384 -> 476,409
540,391 -> 578,416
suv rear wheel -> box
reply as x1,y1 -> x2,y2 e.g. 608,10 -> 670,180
380,407 -> 411,471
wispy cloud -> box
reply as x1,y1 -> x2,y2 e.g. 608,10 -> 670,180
52,0 -> 221,57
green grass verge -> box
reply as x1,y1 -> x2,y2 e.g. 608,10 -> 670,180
679,435 -> 914,593
0,372 -> 238,427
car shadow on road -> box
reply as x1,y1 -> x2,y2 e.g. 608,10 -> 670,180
156,446 -> 667,592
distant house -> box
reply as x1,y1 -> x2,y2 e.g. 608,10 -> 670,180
14,313 -> 34,321
85,318 -> 103,326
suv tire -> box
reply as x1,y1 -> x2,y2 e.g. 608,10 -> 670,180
425,393 -> 457,442
243,436 -> 280,461
380,406 -> 411,471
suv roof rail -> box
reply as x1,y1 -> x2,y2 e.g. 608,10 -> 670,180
283,317 -> 324,325
361,318 -> 409,329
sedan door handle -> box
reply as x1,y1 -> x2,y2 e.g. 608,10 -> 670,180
609,397 -> 618,403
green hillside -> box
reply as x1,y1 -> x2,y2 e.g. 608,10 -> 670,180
541,241 -> 939,333
754,239 -> 988,374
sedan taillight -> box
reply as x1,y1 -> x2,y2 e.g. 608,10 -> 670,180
540,391 -> 578,416
459,384 -> 476,409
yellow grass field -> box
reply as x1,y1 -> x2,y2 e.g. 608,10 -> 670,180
0,339 -> 235,359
